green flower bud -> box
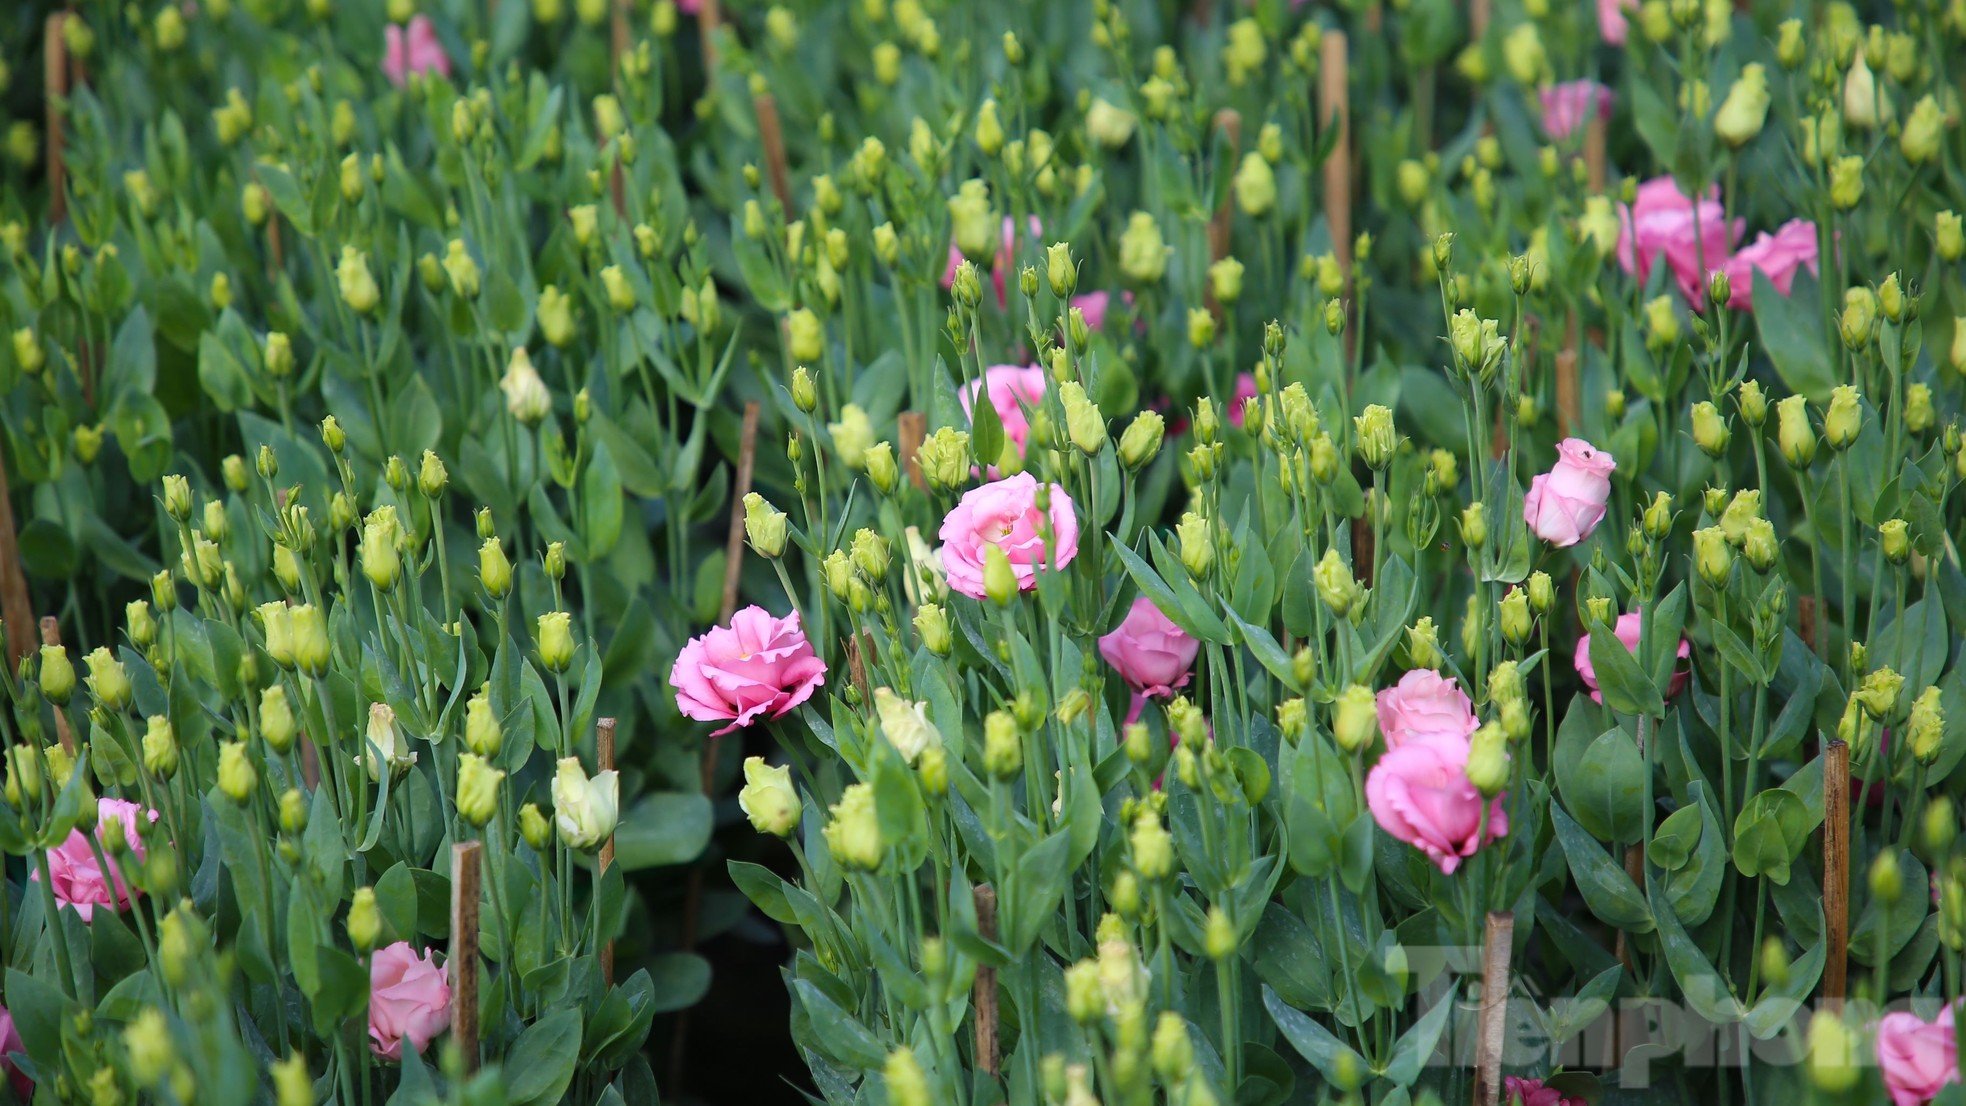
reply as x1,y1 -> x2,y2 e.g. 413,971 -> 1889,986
1823,385 -> 1862,449
743,494 -> 789,558
537,611 -> 576,673
456,753 -> 504,827
1353,404 -> 1396,469
346,887 -> 382,952
518,803 -> 553,850
37,644 -> 74,705
1333,684 -> 1378,752
822,783 -> 883,870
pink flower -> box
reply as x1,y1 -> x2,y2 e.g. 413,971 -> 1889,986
0,1004 -> 28,1100
368,942 -> 452,1062
1099,597 -> 1200,698
1574,610 -> 1691,704
1523,438 -> 1616,548
1071,291 -> 1112,331
943,216 -> 1041,307
1539,81 -> 1613,142
1722,219 -> 1819,310
1598,0 -> 1633,43
937,473 -> 1079,600
676,0 -> 701,12
383,15 -> 450,88
1877,1006 -> 1959,1106
34,797 -> 158,921
1366,735 -> 1508,874
1376,669 -> 1479,749
1617,177 -> 1740,304
670,606 -> 828,736
961,365 -> 1047,465
1505,1076 -> 1586,1106
1225,372 -> 1260,429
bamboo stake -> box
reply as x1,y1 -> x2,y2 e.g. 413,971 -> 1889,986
754,92 -> 794,215
897,411 -> 927,492
696,0 -> 722,72
1798,596 -> 1819,653
973,884 -> 1001,1077
1555,339 -> 1581,439
450,841 -> 483,1072
1351,503 -> 1374,589
1583,114 -> 1608,193
1823,738 -> 1850,1008
1473,911 -> 1514,1106
0,430 -> 37,667
1470,0 -> 1493,40
45,14 -> 70,226
39,619 -> 75,753
1319,33 -> 1353,284
596,717 -> 617,986
719,401 -> 761,624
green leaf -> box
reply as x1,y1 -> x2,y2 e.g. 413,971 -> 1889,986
613,792 -> 711,870
1560,727 -> 1648,843
1753,269 -> 1835,402
1587,624 -> 1664,717
792,979 -> 887,1070
1263,986 -> 1368,1088
505,1010 -> 583,1106
579,441 -> 625,558
1552,803 -> 1654,932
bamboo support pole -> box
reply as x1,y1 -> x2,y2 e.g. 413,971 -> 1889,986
450,841 -> 483,1072
0,432 -> 37,667
897,411 -> 927,492
1823,738 -> 1850,1007
45,14 -> 70,226
1318,33 -> 1353,285
973,884 -> 1000,1077
1473,911 -> 1514,1106
754,92 -> 794,215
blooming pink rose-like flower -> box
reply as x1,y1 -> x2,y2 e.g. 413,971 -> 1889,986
1523,438 -> 1616,548
1598,0 -> 1633,43
961,364 -> 1047,465
34,797 -> 158,921
1617,177 -> 1740,303
1225,372 -> 1260,429
0,1004 -> 28,1100
1539,81 -> 1614,142
1505,1076 -> 1586,1106
368,942 -> 453,1062
1366,735 -> 1508,874
1574,610 -> 1691,704
943,216 -> 1042,306
670,606 -> 828,736
1722,219 -> 1819,310
1877,1006 -> 1959,1106
1071,291 -> 1112,331
383,15 -> 450,88
1099,597 -> 1200,698
676,0 -> 701,12
937,473 -> 1079,599
1376,669 -> 1479,749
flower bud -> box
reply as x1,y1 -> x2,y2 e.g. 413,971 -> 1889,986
1459,501 -> 1487,549
278,789 -> 308,836
218,741 -> 257,803
1333,685 -> 1377,752
822,783 -> 883,870
1693,526 -> 1733,586
37,644 -> 74,705
1353,404 -> 1396,469
1314,549 -> 1360,617
982,543 -> 1018,606
142,715 -> 180,778
1527,571 -> 1554,613
1499,587 -> 1531,645
456,753 -> 504,827
347,887 -> 382,952
519,803 -> 553,849
537,611 -> 576,673
1690,401 -> 1729,457
1466,723 -> 1509,796
1176,512 -> 1214,579
1936,212 -> 1964,263
1823,385 -> 1861,449
743,494 -> 789,558
290,604 -> 330,675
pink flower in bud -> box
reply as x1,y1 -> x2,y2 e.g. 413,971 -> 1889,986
1722,219 -> 1819,310
1523,438 -> 1616,548
1099,597 -> 1200,699
1540,81 -> 1613,142
34,797 -> 158,921
1574,610 -> 1690,704
1617,177 -> 1740,304
1376,669 -> 1478,749
383,15 -> 450,88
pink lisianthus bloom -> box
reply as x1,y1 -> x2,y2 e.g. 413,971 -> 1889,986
0,1004 -> 28,1100
1224,372 -> 1260,429
961,364 -> 1047,467
1099,596 -> 1201,699
676,0 -> 701,11
1523,438 -> 1616,548
1721,219 -> 1819,310
1505,1076 -> 1587,1106
1574,610 -> 1691,703
937,473 -> 1079,599
368,942 -> 452,1062
943,216 -> 1042,307
1376,669 -> 1479,749
1877,1006 -> 1959,1106
383,15 -> 450,88
1366,735 -> 1508,874
1617,177 -> 1740,303
34,797 -> 158,921
1539,81 -> 1613,142
670,606 -> 828,736
1598,0 -> 1633,43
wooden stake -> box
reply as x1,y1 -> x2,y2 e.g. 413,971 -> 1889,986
897,411 -> 927,492
696,0 -> 722,72
719,401 -> 761,624
45,14 -> 70,226
1351,503 -> 1374,589
754,92 -> 794,215
1823,738 -> 1850,1008
1583,114 -> 1608,194
1798,595 -> 1819,653
843,633 -> 869,702
1318,33 -> 1353,284
597,716 -> 617,986
973,884 -> 1001,1077
39,619 -> 75,753
0,431 -> 37,667
1470,0 -> 1493,40
450,841 -> 483,1072
1555,329 -> 1581,438
610,0 -> 631,75
1473,911 -> 1515,1106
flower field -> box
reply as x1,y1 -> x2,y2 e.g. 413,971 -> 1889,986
1,0 -> 1965,1103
